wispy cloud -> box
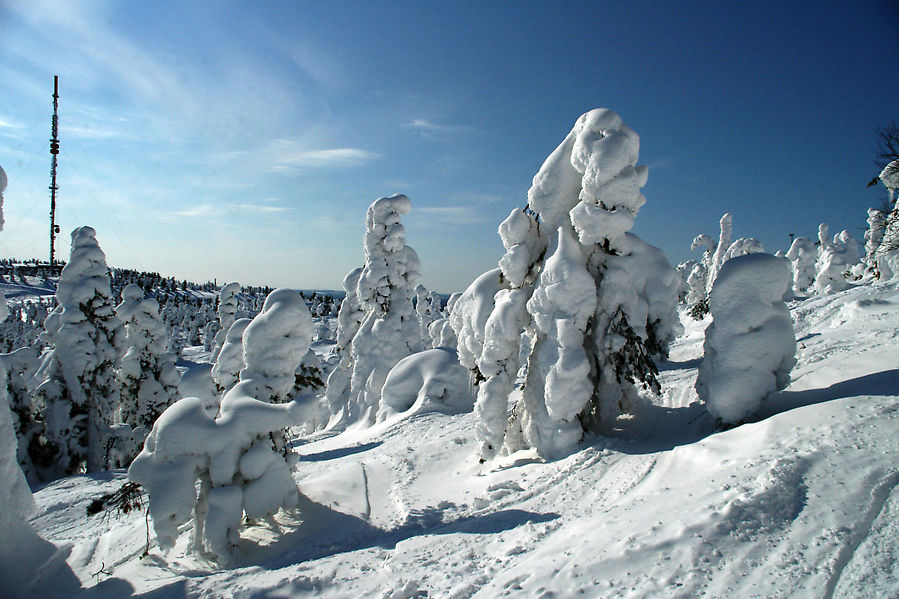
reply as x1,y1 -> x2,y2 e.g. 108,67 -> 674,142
403,119 -> 478,140
173,201 -> 291,218
229,139 -> 380,173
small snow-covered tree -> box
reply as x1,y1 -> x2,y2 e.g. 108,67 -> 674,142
210,318 -> 252,396
468,109 -> 682,461
210,282 -> 240,359
116,284 -> 180,436
31,227 -> 125,476
328,195 -> 424,427
785,236 -> 817,294
324,268 -> 363,427
129,288 -> 313,564
3,347 -> 40,482
427,291 -> 461,349
695,253 -> 796,424
813,224 -> 859,294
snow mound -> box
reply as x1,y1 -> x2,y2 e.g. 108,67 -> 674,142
378,348 -> 473,419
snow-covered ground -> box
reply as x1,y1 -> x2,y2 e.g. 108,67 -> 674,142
25,279 -> 899,598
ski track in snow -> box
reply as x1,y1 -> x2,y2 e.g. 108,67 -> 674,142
21,280 -> 899,598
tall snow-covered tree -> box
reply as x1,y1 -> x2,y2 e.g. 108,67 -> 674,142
31,227 -> 125,476
210,317 -> 252,396
210,282 -> 240,359
865,160 -> 899,279
696,253 -> 796,424
325,267 -> 363,427
116,284 -> 180,435
327,195 -> 424,427
464,109 -> 682,461
813,223 -> 859,294
785,236 -> 817,294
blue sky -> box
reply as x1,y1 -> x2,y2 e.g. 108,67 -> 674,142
0,0 -> 896,292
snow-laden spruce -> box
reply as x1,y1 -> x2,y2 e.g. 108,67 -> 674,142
696,253 -> 796,424
325,267 -> 363,426
211,317 -> 252,396
865,161 -> 899,279
210,282 -> 241,360
31,227 -> 125,476
813,223 -> 859,294
116,284 -> 180,438
427,291 -> 461,350
326,195 -> 424,428
785,236 -> 817,295
129,288 -> 313,563
457,108 -> 682,460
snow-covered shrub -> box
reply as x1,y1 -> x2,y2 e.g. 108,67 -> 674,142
377,348 -> 472,420
31,226 -> 125,476
128,394 -> 304,563
470,108 -> 682,460
210,318 -> 251,395
429,292 -> 462,349
328,195 -> 424,427
211,282 -> 240,359
813,224 -> 859,294
414,284 -> 441,346
695,253 -> 796,425
116,284 -> 180,435
785,236 -> 817,294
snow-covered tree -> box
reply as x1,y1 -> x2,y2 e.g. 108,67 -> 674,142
695,253 -> 796,424
813,224 -> 859,294
467,109 -> 682,461
210,282 -> 240,359
865,160 -> 899,279
327,195 -> 424,427
129,288 -> 313,563
116,284 -> 180,437
325,267 -> 363,427
427,291 -> 461,349
210,318 -> 252,396
2,347 -> 40,482
31,227 -> 125,476
785,236 -> 817,295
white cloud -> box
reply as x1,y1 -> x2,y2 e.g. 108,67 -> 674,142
403,119 -> 478,140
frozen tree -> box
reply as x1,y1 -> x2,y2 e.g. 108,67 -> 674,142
696,253 -> 796,424
324,268 -> 363,428
470,109 -> 682,461
785,236 -> 817,295
239,288 -> 313,406
414,284 -> 441,346
211,282 -> 241,360
130,288 -> 313,563
329,195 -> 424,427
427,291 -> 461,349
116,284 -> 180,437
813,224 -> 859,294
722,236 -> 764,261
706,213 -> 733,295
3,348 -> 40,482
128,394 -> 304,564
211,318 -> 251,395
449,268 -> 510,377
865,160 -> 899,279
31,227 -> 125,476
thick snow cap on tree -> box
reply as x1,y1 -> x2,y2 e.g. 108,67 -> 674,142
357,194 -> 417,314
880,159 -> 899,196
696,253 -> 796,424
813,224 -> 858,294
785,237 -> 817,294
240,288 -> 313,403
527,108 -> 648,249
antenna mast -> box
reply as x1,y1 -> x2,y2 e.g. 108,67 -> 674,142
49,75 -> 60,272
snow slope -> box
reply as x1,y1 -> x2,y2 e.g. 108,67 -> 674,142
24,280 -> 899,598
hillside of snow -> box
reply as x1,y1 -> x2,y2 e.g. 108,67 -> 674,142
22,278 -> 899,598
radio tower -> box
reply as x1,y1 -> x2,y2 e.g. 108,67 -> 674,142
49,75 -> 61,273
